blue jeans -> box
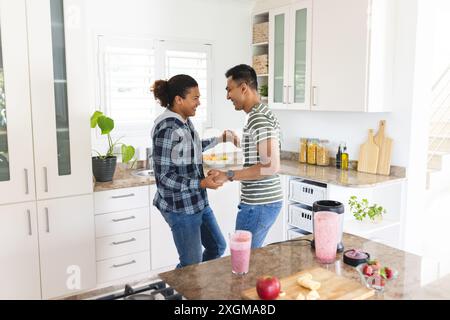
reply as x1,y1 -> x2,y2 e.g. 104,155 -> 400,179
161,206 -> 226,268
235,201 -> 283,249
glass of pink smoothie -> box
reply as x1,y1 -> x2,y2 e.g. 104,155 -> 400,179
229,230 -> 252,275
313,211 -> 339,264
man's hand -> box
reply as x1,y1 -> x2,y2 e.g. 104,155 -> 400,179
221,130 -> 240,148
200,171 -> 224,190
207,169 -> 228,184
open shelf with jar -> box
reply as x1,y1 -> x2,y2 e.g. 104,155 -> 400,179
252,11 -> 269,104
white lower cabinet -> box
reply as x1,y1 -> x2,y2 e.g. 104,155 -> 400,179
0,202 -> 41,300
94,186 -> 151,284
0,195 -> 96,300
96,251 -> 150,284
149,185 -> 179,270
37,195 -> 96,299
208,182 -> 240,256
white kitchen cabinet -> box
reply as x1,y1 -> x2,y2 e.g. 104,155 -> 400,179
269,0 -> 312,110
0,0 -> 92,205
310,0 -> 395,112
265,0 -> 396,112
94,187 -> 151,284
0,195 -> 96,300
0,0 -> 36,204
208,181 -> 241,256
0,202 -> 41,300
37,194 -> 96,299
149,185 -> 179,270
263,174 -> 288,246
27,0 -> 92,199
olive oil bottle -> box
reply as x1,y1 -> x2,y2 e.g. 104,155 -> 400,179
341,144 -> 349,170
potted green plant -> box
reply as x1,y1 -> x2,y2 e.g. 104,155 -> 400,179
91,111 -> 136,182
348,196 -> 386,223
259,84 -> 268,101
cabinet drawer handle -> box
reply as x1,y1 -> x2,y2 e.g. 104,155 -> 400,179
112,216 -> 136,223
43,167 -> 48,193
312,86 -> 317,106
112,260 -> 136,268
27,210 -> 32,236
112,238 -> 136,246
24,169 -> 29,195
111,193 -> 135,199
288,85 -> 293,104
45,208 -> 50,233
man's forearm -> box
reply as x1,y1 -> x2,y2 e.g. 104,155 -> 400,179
233,163 -> 279,181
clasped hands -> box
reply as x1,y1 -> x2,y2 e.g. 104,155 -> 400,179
200,169 -> 229,190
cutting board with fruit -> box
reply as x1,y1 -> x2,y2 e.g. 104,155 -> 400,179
241,267 -> 375,300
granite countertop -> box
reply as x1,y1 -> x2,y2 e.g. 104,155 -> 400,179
159,233 -> 450,300
279,159 -> 405,188
94,154 -> 406,192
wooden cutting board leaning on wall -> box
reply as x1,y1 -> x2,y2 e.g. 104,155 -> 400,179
374,120 -> 393,175
357,129 -> 379,174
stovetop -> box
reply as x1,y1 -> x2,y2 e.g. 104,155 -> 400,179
93,280 -> 184,300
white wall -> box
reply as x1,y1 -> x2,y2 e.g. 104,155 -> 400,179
86,0 -> 252,157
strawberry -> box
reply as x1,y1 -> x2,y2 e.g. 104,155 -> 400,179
363,264 -> 374,276
385,267 -> 394,280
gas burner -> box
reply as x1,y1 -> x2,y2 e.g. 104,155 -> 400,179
94,280 -> 184,300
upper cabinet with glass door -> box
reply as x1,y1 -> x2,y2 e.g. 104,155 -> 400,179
265,0 -> 396,112
27,0 -> 92,199
269,0 -> 312,110
0,0 -> 36,205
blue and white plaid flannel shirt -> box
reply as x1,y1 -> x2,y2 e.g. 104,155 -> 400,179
152,117 -> 219,215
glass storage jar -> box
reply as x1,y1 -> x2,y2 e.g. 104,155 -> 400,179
316,140 -> 330,166
299,138 -> 308,163
307,139 -> 317,165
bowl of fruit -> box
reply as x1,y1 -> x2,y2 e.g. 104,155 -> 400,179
356,259 -> 398,293
203,154 -> 233,168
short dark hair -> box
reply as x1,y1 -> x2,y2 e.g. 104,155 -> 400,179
225,64 -> 258,91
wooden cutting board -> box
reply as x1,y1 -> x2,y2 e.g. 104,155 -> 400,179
357,129 -> 379,174
241,267 -> 374,300
374,120 -> 393,175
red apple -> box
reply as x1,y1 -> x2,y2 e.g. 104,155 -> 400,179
256,276 -> 281,300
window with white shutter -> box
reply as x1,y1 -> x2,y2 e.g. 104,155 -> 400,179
161,42 -> 212,131
96,37 -> 212,156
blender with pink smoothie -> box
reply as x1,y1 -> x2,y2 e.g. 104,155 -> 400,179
230,230 -> 252,275
313,211 -> 340,263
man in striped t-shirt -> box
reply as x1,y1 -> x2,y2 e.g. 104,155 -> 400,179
208,64 -> 283,248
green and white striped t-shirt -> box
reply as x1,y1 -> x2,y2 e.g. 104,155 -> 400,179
240,103 -> 283,205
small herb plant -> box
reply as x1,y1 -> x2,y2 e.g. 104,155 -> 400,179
91,110 -> 136,164
259,84 -> 268,97
348,196 -> 386,222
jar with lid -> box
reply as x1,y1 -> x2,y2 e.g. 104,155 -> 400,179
316,140 -> 330,166
307,139 -> 317,165
299,138 -> 308,163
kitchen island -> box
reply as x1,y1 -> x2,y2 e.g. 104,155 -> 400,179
159,233 -> 450,300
